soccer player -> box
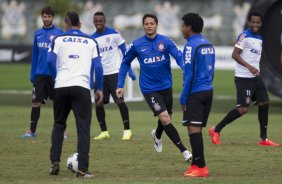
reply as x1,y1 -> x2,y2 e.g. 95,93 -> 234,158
47,12 -> 103,178
91,12 -> 136,141
209,11 -> 280,146
21,6 -> 65,138
180,13 -> 215,177
116,14 -> 192,161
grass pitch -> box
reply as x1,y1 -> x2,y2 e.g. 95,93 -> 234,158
0,64 -> 281,184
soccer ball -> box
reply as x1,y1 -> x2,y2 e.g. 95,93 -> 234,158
67,153 -> 78,172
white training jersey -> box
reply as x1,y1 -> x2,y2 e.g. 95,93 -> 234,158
91,27 -> 125,75
234,28 -> 263,78
50,29 -> 100,89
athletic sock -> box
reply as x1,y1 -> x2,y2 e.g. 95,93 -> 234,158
117,102 -> 130,130
258,103 -> 269,141
30,106 -> 40,133
215,108 -> 242,132
163,123 -> 186,152
155,119 -> 163,139
96,106 -> 107,131
189,133 -> 205,168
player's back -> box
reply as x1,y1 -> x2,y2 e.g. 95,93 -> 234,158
52,29 -> 99,89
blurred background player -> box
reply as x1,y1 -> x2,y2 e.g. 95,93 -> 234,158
21,6 -> 66,138
48,11 -> 103,178
116,14 -> 192,161
180,13 -> 215,177
91,12 -> 136,140
209,11 -> 280,146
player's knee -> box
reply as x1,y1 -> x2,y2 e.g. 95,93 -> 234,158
237,107 -> 248,115
159,113 -> 171,125
115,99 -> 124,104
258,101 -> 269,108
32,102 -> 41,107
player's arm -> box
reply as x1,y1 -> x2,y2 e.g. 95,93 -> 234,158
119,43 -> 136,80
116,43 -> 137,98
180,45 -> 194,111
233,34 -> 260,76
30,34 -> 38,83
168,38 -> 184,70
46,40 -> 57,78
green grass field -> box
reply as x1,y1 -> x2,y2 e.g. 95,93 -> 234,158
0,64 -> 282,184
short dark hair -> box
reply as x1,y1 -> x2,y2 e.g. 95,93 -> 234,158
65,12 -> 80,27
142,14 -> 158,25
182,13 -> 204,33
93,11 -> 106,21
41,6 -> 54,16
247,11 -> 263,22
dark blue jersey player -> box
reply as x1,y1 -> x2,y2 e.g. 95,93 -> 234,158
116,14 -> 192,162
21,6 -> 63,138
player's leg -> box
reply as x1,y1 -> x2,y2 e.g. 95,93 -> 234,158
22,76 -> 45,138
50,88 -> 71,175
254,79 -> 279,146
71,87 -> 92,174
110,74 -> 131,140
94,77 -> 110,140
210,77 -> 249,144
184,90 -> 212,177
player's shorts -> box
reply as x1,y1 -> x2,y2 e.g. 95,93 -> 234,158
32,75 -> 54,103
143,88 -> 173,116
95,73 -> 123,104
182,90 -> 213,127
235,76 -> 269,107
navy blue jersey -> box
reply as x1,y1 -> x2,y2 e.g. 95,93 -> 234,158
30,25 -> 63,83
117,34 -> 183,94
180,34 -> 215,105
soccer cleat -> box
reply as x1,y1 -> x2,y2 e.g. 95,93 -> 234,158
64,131 -> 68,139
259,139 -> 280,146
151,129 -> 163,153
209,127 -> 220,145
21,130 -> 36,138
93,131 -> 110,140
183,165 -> 198,175
182,150 -> 193,162
76,170 -> 94,178
122,129 -> 132,140
49,162 -> 60,175
183,166 -> 209,177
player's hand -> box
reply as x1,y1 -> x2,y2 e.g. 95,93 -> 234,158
181,105 -> 186,111
95,90 -> 103,106
248,66 -> 260,77
116,88 -> 124,98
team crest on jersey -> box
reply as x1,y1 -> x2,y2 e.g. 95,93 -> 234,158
49,34 -> 56,41
158,42 -> 165,51
105,36 -> 111,43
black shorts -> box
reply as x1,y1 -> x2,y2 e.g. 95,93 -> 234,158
95,73 -> 123,104
183,90 -> 213,127
235,76 -> 269,107
143,88 -> 173,116
32,75 -> 54,103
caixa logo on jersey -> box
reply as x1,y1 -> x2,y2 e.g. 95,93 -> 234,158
144,55 -> 166,64
201,48 -> 214,55
63,37 -> 89,44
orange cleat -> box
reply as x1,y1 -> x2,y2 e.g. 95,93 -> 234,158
209,127 -> 220,145
259,139 -> 280,146
184,166 -> 209,177
183,165 -> 198,176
